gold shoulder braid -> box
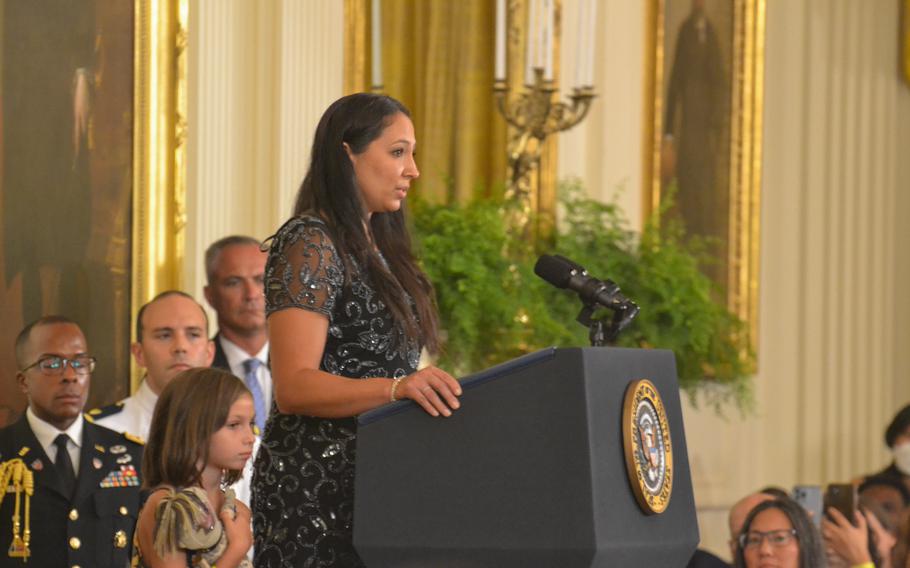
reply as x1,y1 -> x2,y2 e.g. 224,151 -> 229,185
123,432 -> 145,446
0,459 -> 34,559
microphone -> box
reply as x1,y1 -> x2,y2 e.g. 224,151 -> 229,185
534,254 -> 627,309
534,254 -> 640,345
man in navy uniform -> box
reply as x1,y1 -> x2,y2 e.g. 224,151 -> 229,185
91,290 -> 215,438
0,316 -> 143,567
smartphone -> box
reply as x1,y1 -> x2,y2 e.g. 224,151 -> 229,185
823,483 -> 858,524
792,485 -> 823,529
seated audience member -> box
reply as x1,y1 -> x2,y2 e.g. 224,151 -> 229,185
735,498 -> 826,568
860,475 -> 910,536
728,491 -> 778,559
91,290 -> 215,439
759,486 -> 793,500
0,316 -> 143,567
868,405 -> 910,496
892,512 -> 910,568
203,236 -> 271,432
822,506 -> 886,568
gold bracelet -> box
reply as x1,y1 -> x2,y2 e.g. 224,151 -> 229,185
390,377 -> 404,402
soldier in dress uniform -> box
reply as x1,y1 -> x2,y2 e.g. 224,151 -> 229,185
0,316 -> 143,568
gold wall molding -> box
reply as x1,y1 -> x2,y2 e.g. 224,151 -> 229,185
132,0 -> 187,389
344,0 -> 370,94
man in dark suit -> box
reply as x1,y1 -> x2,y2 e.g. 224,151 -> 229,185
204,236 -> 271,431
0,316 -> 143,567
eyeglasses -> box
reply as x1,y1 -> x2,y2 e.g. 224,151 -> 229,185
739,529 -> 798,549
20,355 -> 96,376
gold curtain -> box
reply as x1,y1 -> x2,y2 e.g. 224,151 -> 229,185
344,0 -> 508,204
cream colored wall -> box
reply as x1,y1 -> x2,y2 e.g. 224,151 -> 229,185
184,0 -> 343,310
558,0 -> 910,561
184,0 -> 910,562
558,0 -> 647,228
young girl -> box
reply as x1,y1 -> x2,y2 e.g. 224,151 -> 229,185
133,368 -> 256,567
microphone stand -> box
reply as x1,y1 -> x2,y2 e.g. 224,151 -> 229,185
575,299 -> 640,347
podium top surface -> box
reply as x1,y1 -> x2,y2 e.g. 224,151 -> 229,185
358,347 -> 557,426
358,346 -> 677,426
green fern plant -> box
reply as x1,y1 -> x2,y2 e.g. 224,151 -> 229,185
412,180 -> 754,410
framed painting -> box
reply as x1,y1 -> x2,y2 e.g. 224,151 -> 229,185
0,0 -> 185,426
904,0 -> 910,85
644,0 -> 764,351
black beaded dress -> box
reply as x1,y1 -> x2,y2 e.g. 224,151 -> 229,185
252,216 -> 421,568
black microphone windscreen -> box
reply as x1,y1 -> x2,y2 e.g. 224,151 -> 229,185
533,254 -> 573,289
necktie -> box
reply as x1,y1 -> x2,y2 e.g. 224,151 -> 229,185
53,434 -> 76,499
244,358 -> 266,432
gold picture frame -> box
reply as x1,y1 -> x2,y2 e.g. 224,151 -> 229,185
644,0 -> 764,353
132,0 -> 188,390
904,0 -> 910,85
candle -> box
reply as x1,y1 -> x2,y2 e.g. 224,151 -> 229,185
525,0 -> 539,84
586,0 -> 597,87
495,0 -> 506,81
543,0 -> 554,81
372,0 -> 382,88
575,0 -> 587,88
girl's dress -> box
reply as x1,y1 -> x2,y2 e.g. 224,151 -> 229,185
251,216 -> 421,568
131,486 -> 252,568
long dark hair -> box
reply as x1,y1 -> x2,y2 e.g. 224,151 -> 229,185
735,498 -> 826,568
142,368 -> 251,489
293,92 -> 439,353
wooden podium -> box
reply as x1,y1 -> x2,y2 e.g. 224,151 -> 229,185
354,347 -> 699,567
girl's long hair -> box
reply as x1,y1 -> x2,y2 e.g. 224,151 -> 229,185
142,368 -> 251,489
292,92 -> 439,354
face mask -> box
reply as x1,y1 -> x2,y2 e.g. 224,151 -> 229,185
893,442 -> 910,475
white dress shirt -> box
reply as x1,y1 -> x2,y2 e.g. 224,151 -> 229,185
219,335 -> 272,410
26,407 -> 83,471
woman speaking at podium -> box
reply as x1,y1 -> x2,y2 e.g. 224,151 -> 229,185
251,93 -> 462,568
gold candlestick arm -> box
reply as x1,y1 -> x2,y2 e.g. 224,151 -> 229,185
495,68 -> 596,235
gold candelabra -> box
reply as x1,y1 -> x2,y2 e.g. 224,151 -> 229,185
494,68 -> 596,235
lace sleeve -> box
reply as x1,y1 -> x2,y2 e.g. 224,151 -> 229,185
264,216 -> 345,321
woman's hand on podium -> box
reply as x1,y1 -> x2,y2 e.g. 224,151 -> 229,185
392,367 -> 462,417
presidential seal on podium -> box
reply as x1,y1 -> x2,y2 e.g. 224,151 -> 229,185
622,379 -> 673,514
